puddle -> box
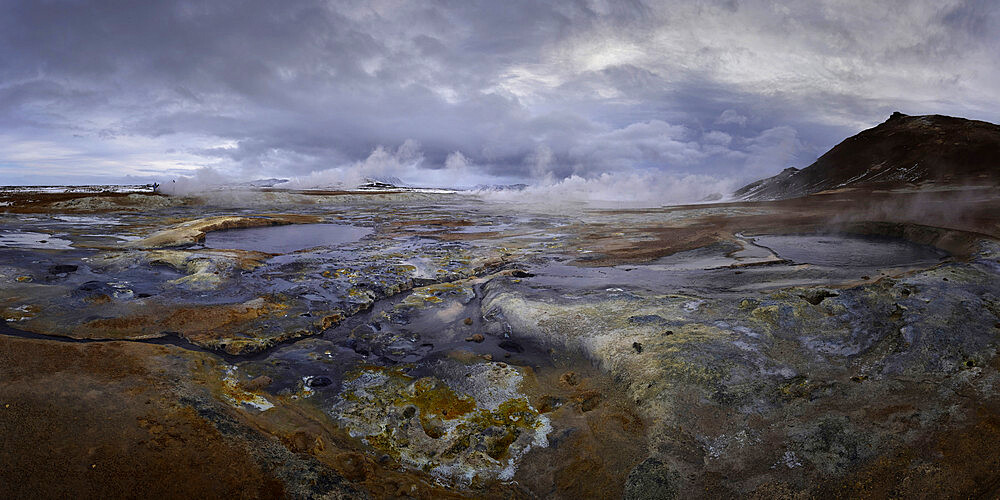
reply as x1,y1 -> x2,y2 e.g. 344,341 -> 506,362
749,233 -> 947,268
203,223 -> 372,253
0,231 -> 75,250
52,215 -> 125,225
526,233 -> 950,295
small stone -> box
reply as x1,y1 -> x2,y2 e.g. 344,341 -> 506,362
664,330 -> 674,336
800,289 -> 838,305
463,317 -> 473,325
15,276 -> 32,283
239,375 -> 273,392
560,371 -> 580,386
481,354 -> 493,361
465,333 -> 485,343
286,430 -> 324,453
573,390 -> 602,412
537,395 -> 563,413
632,342 -> 643,353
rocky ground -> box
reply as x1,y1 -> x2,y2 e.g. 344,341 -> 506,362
1,185 -> 999,498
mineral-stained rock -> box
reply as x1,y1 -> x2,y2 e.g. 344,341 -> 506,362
47,193 -> 184,212
479,243 -> 1000,495
330,362 -> 551,485
239,375 -> 273,392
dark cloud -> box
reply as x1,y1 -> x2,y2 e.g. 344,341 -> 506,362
0,0 -> 997,188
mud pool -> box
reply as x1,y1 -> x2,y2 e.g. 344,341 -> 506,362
0,230 -> 75,249
748,233 -> 948,267
203,223 -> 373,253
2,189 -> 1000,498
526,233 -> 952,295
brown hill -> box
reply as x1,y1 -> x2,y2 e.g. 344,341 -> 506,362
735,112 -> 1000,200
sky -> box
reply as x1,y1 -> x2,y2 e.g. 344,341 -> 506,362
1,0 -> 998,199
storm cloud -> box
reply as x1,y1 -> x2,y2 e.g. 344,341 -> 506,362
1,0 -> 998,192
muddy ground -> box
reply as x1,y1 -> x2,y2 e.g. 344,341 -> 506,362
1,185 -> 999,499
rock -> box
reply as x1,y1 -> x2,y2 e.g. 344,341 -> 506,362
72,281 -> 116,300
799,289 -> 838,305
560,372 -> 580,386
463,317 -> 473,325
537,395 -> 564,413
284,429 -> 324,454
624,457 -> 680,500
632,342 -> 643,353
571,390 -> 602,412
47,193 -> 182,212
465,334 -> 485,343
329,363 -> 549,484
238,375 -> 273,392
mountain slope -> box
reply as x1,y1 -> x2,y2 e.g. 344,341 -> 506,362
735,112 -> 1000,200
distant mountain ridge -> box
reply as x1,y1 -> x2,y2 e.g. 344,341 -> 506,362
735,112 -> 1000,200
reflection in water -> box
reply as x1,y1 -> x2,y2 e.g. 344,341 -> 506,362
203,223 -> 372,253
749,233 -> 947,267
